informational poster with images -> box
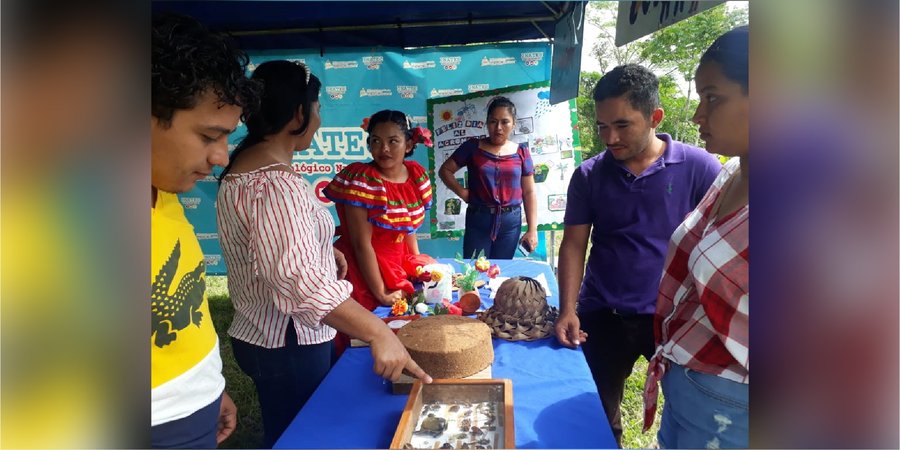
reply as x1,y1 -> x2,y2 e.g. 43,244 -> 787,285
427,81 -> 583,238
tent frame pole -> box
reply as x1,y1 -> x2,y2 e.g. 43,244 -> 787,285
231,15 -> 560,37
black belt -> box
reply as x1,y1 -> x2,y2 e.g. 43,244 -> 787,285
610,307 -> 641,317
467,204 -> 519,214
590,307 -> 643,317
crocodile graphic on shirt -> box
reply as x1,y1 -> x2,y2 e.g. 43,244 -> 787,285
151,240 -> 206,348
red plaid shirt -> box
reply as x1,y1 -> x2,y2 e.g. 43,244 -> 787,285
642,157 -> 749,432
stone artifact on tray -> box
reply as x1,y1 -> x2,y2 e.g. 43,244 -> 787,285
407,401 -> 502,449
391,379 -> 514,449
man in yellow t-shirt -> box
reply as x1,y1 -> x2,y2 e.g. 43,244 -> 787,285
151,13 -> 259,448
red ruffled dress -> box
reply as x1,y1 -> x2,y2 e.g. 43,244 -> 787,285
324,161 -> 436,351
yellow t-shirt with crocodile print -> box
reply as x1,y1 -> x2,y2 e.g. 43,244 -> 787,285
151,191 -> 224,426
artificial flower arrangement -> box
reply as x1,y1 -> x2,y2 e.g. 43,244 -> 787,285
453,251 -> 500,315
455,251 -> 500,292
390,291 -> 461,317
390,267 -> 459,317
415,265 -> 444,285
410,126 -> 433,148
390,298 -> 412,316
388,253 -> 500,317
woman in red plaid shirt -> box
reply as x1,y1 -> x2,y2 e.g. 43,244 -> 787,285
643,26 -> 749,448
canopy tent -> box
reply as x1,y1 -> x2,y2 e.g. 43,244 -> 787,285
151,1 -> 578,50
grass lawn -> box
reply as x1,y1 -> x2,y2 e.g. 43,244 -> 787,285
206,273 -> 662,449
624,357 -> 663,449
207,276 -> 264,449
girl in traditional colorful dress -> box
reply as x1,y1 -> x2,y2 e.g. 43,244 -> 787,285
324,110 -> 436,352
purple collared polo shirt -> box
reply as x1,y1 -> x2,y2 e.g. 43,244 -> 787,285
564,134 -> 721,314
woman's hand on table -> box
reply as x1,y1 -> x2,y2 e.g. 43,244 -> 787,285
555,311 -> 588,348
369,328 -> 433,383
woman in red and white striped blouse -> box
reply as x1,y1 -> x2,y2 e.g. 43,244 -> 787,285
215,60 -> 431,448
642,26 -> 749,449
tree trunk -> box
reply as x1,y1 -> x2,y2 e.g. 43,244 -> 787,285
675,79 -> 693,142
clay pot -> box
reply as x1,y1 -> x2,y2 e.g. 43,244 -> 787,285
457,290 -> 481,315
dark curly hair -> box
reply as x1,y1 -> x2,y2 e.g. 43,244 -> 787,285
151,13 -> 260,127
700,25 -> 749,94
367,109 -> 416,157
592,64 -> 660,118
218,60 -> 322,181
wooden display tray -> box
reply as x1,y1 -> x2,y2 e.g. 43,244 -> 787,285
392,365 -> 492,395
390,379 -> 514,449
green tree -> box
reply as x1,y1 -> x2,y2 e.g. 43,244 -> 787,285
587,1 -> 653,73
657,74 -> 700,144
577,2 -> 747,156
578,73 -> 700,159
636,3 -> 749,141
576,71 -> 603,159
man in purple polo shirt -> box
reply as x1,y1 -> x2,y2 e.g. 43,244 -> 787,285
554,64 -> 721,446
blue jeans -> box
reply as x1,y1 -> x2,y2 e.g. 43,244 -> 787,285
658,363 -> 749,449
463,206 -> 522,259
230,323 -> 333,448
151,396 -> 221,448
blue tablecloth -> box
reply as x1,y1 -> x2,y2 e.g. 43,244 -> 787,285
274,259 -> 616,449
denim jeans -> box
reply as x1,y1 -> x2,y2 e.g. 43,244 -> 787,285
230,324 -> 333,448
151,396 -> 220,448
658,363 -> 749,449
463,206 -> 522,259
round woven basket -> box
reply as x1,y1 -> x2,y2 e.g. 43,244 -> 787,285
477,276 -> 558,341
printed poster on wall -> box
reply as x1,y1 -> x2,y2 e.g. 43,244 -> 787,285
427,81 -> 582,238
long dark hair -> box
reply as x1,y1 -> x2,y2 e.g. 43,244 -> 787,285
218,60 -> 321,181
